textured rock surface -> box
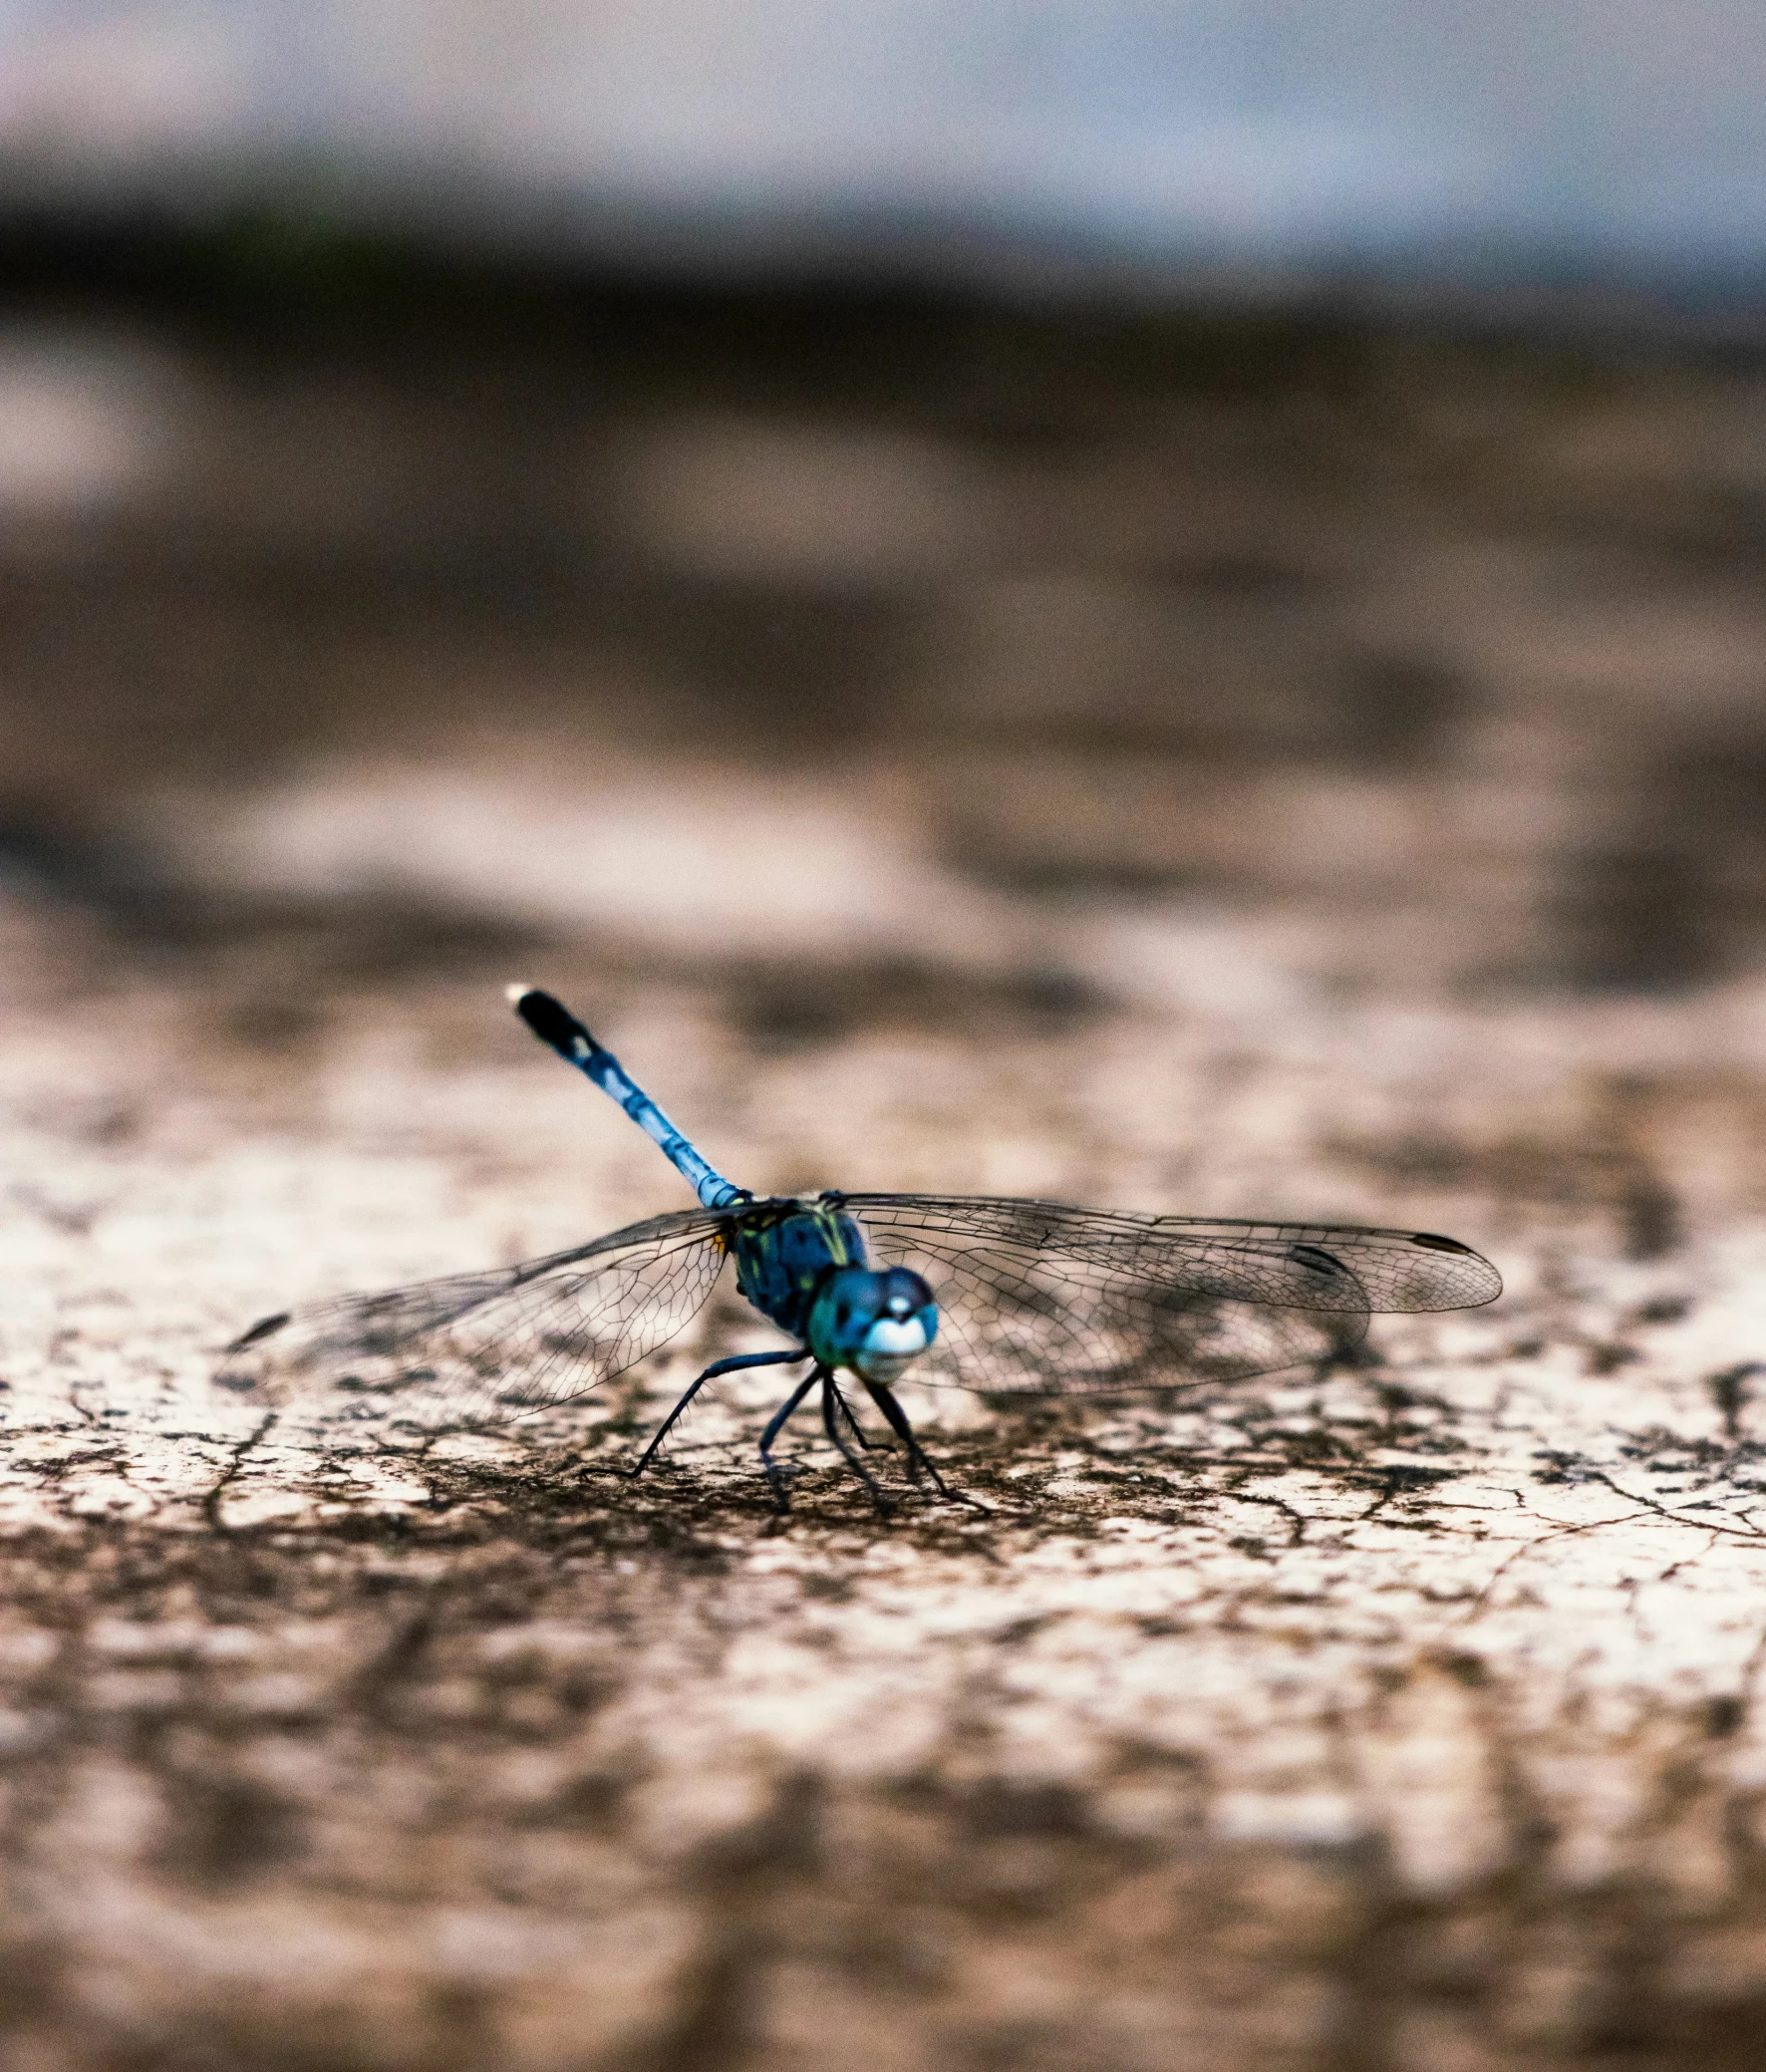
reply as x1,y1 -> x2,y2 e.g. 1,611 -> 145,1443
11,875 -> 1766,2070
6,307 -> 1766,2067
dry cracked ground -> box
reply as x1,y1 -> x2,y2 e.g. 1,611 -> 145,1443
6,292 -> 1766,2068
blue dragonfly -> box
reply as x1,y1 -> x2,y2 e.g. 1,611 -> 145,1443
220,988 -> 1501,1508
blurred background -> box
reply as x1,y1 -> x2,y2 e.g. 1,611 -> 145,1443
10,12 -> 1766,2072
3,0 -> 1766,1042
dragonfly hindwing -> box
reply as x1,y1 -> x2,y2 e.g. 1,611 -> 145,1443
215,1208 -> 732,1429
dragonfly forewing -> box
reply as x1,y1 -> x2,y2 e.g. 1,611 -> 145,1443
835,1194 -> 1498,1396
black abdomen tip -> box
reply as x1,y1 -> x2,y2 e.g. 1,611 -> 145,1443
512,987 -> 595,1056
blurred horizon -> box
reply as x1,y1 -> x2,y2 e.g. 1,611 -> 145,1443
5,0 -> 1766,1038
3,1 -> 1765,324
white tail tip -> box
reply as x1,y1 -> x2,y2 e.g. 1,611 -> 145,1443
504,982 -> 534,1005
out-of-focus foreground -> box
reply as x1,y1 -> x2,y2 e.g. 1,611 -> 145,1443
7,240 -> 1766,2069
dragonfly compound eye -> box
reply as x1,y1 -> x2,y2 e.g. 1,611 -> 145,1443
807,1267 -> 938,1382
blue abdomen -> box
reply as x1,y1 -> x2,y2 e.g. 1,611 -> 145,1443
733,1205 -> 869,1336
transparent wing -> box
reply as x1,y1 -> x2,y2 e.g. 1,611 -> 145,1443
215,1207 -> 731,1430
834,1193 -> 1500,1396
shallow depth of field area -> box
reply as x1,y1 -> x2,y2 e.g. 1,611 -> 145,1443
6,210 -> 1766,2069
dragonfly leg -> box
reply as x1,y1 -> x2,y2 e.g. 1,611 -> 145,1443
821,1374 -> 890,1510
630,1348 -> 808,1480
831,1385 -> 875,1451
859,1377 -> 964,1503
758,1366 -> 821,1512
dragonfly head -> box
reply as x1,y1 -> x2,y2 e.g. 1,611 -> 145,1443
807,1266 -> 938,1384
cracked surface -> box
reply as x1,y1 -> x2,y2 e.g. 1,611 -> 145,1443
8,309 -> 1766,2068
11,922 -> 1766,2071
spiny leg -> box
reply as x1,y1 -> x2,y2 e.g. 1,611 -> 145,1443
630,1348 -> 808,1480
860,1376 -> 962,1502
830,1384 -> 874,1452
758,1366 -> 821,1512
821,1373 -> 889,1510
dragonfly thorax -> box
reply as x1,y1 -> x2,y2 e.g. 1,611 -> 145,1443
806,1266 -> 939,1383
731,1200 -> 871,1337
728,1200 -> 939,1381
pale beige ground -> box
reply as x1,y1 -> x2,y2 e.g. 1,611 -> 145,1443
6,313 -> 1766,2069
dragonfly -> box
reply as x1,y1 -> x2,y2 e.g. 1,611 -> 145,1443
220,987 -> 1501,1508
